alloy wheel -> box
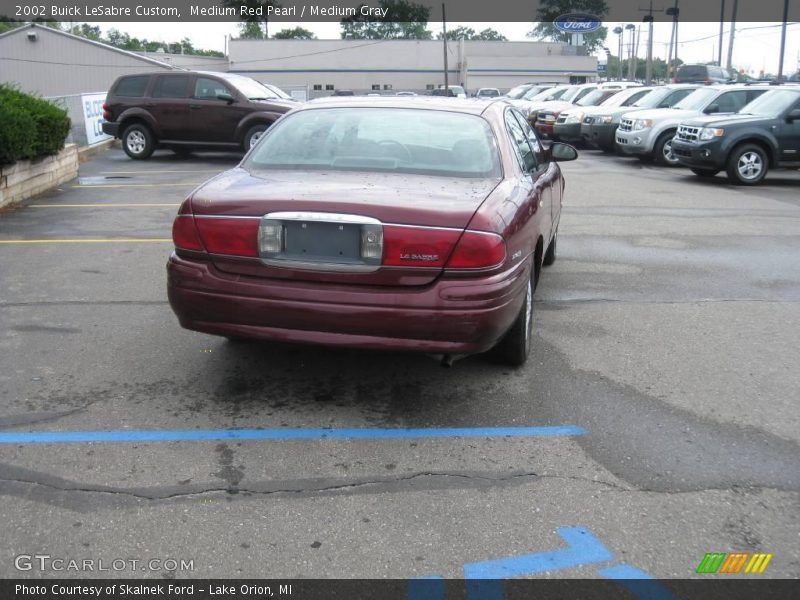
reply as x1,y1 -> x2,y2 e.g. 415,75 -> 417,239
737,151 -> 764,180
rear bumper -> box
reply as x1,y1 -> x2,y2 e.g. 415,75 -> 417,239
167,253 -> 529,354
101,122 -> 120,137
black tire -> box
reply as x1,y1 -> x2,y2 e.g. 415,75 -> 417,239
653,131 -> 680,167
243,124 -> 268,151
691,168 -> 720,178
542,229 -> 557,266
490,273 -> 534,367
726,143 -> 769,185
122,123 -> 155,160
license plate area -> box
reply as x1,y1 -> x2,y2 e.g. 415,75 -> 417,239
284,220 -> 361,263
259,212 -> 383,272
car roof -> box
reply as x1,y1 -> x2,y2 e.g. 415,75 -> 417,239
303,96 -> 498,115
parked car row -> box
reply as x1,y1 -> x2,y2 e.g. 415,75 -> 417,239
518,81 -> 800,185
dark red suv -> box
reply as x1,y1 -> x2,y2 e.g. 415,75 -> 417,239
101,71 -> 297,159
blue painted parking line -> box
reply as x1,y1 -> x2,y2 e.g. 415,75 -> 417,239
463,526 -> 612,600
464,527 -> 613,579
410,526 -> 673,600
0,425 -> 587,445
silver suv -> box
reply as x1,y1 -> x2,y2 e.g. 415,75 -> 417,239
615,85 -> 769,165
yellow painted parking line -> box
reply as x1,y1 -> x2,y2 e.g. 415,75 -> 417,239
71,183 -> 201,188
102,170 -> 220,175
29,203 -> 180,208
0,239 -> 171,244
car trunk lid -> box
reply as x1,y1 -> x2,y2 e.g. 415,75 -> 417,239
188,168 -> 500,286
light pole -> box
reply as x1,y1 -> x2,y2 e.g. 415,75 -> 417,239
613,26 -> 624,81
625,24 -> 636,80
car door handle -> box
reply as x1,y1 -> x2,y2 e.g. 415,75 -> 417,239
189,104 -> 202,109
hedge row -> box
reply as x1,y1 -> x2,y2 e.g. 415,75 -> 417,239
0,85 -> 71,165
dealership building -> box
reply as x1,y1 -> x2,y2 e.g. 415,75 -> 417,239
227,38 -> 597,95
0,23 -> 597,143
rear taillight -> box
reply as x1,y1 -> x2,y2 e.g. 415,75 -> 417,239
194,217 -> 260,257
102,103 -> 111,121
172,216 -> 204,252
383,226 -> 460,267
446,231 -> 506,269
382,226 -> 506,270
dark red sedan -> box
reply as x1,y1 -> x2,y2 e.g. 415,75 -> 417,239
167,97 -> 576,366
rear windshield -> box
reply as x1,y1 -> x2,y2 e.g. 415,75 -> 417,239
245,107 -> 502,179
114,76 -> 149,97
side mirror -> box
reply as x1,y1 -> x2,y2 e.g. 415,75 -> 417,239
704,103 -> 720,114
786,108 -> 800,123
216,93 -> 235,104
550,142 -> 578,162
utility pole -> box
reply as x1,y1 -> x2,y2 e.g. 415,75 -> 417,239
442,3 -> 449,92
718,0 -> 725,66
639,0 -> 663,85
626,24 -> 636,80
613,26 -> 624,81
726,0 -> 738,70
666,1 -> 680,80
777,0 -> 789,82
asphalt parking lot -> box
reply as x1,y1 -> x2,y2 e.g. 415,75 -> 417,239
1,146 -> 798,584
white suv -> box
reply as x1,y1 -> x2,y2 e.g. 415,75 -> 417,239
615,85 -> 769,165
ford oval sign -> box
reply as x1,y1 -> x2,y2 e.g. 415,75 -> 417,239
553,14 -> 602,34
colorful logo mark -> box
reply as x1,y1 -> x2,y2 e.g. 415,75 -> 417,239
696,552 -> 773,574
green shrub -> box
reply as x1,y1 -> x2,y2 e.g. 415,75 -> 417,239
0,85 -> 71,165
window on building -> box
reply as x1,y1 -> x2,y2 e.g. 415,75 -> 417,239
313,84 -> 322,91
114,76 -> 150,97
426,84 -> 435,90
383,84 -> 393,90
152,75 -> 189,98
326,84 -> 334,91
372,84 -> 380,91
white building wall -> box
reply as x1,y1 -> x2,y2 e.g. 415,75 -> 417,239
0,24 -> 173,97
229,39 -> 597,96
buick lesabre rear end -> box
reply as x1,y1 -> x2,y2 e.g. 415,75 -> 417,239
167,98 -> 573,365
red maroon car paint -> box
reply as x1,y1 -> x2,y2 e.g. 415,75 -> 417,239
167,97 -> 566,358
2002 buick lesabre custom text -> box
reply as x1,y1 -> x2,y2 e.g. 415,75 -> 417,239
167,97 -> 576,366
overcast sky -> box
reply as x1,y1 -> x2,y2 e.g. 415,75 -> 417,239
97,21 -> 800,76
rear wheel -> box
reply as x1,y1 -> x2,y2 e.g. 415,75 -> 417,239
542,229 -> 557,266
491,273 -> 534,367
122,123 -> 155,160
690,168 -> 720,178
726,144 -> 768,185
243,124 -> 268,151
654,131 -> 679,167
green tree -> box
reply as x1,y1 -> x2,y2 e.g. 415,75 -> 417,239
340,0 -> 432,40
237,21 -> 265,39
273,26 -> 316,39
528,0 -> 609,53
437,26 -> 507,41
